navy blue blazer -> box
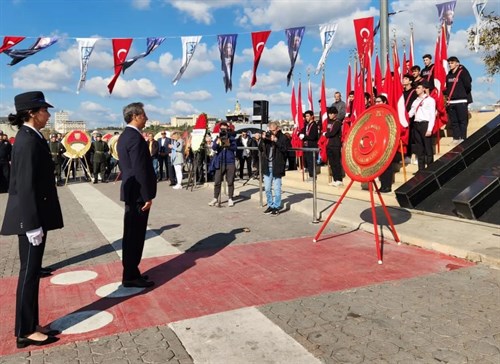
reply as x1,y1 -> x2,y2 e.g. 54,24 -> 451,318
1,125 -> 64,235
117,126 -> 157,204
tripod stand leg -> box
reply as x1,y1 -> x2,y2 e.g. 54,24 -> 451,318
313,179 -> 354,243
369,181 -> 383,264
63,158 -> 71,186
372,182 -> 401,244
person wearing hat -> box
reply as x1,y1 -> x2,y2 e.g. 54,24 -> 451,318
0,130 -> 12,193
49,133 -> 66,186
324,106 -> 343,187
90,132 -> 109,183
1,91 -> 62,348
444,56 -> 473,144
408,81 -> 436,170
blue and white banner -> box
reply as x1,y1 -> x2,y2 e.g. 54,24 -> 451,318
76,38 -> 99,93
172,36 -> 202,86
122,37 -> 165,73
285,27 -> 305,86
4,37 -> 58,66
217,34 -> 237,92
315,23 -> 338,75
436,0 -> 457,45
472,0 -> 488,52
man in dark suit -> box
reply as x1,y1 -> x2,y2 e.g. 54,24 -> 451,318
157,131 -> 171,181
117,102 -> 157,288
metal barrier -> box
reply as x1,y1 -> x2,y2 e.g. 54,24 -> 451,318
236,145 -> 320,223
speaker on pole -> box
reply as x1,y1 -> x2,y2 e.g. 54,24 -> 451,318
253,100 -> 269,124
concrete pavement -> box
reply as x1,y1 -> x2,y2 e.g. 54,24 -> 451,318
0,176 -> 498,363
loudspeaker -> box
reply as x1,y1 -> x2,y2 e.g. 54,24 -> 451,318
253,100 -> 269,123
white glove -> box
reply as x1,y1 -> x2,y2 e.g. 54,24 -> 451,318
299,134 -> 305,140
26,227 -> 44,246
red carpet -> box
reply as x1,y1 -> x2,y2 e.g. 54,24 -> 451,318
0,232 -> 473,356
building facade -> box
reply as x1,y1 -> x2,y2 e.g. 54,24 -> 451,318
170,114 -> 218,128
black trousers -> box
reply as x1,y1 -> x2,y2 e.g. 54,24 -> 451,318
413,121 -> 434,170
16,232 -> 47,337
213,164 -> 235,199
122,201 -> 150,281
327,147 -> 342,182
448,103 -> 468,140
303,151 -> 315,178
0,162 -> 9,192
238,156 -> 252,179
158,154 -> 170,180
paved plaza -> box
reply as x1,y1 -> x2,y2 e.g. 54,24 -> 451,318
0,178 -> 499,363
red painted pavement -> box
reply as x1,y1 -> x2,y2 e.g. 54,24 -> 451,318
0,232 -> 474,356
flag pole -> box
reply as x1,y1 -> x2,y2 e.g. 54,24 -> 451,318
400,140 -> 407,182
380,0 -> 389,74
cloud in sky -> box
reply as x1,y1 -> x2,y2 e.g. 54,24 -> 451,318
131,0 -> 151,10
168,0 -> 241,25
12,60 -> 74,92
84,77 -> 159,98
172,90 -> 212,101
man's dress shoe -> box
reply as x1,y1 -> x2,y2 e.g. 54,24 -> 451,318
40,267 -> 54,277
122,278 -> 154,288
16,335 -> 59,349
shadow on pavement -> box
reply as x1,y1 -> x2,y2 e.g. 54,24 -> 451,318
359,206 -> 412,226
51,227 -> 247,330
48,244 -> 116,270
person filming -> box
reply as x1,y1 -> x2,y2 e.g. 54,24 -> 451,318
260,121 -> 288,216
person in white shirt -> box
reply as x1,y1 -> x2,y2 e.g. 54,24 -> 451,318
408,81 -> 436,170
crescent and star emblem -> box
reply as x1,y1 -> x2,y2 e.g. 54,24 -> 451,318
117,48 -> 127,61
360,28 -> 370,40
256,42 -> 265,52
7,41 -> 14,45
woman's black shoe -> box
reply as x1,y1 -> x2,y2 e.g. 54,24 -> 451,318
379,187 -> 392,193
16,335 -> 59,349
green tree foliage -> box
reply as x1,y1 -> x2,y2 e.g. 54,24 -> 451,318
468,14 -> 500,76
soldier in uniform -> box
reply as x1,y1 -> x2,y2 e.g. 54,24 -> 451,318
90,133 -> 109,183
48,134 -> 66,186
0,130 -> 12,193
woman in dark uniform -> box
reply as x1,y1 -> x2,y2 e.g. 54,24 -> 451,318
1,91 -> 63,348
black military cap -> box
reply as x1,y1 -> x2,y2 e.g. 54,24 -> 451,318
14,91 -> 53,112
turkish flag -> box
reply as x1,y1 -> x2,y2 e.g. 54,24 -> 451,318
432,26 -> 448,133
391,55 -> 409,148
250,30 -> 271,88
318,75 -> 328,163
353,17 -> 374,65
194,113 -> 208,130
0,36 -> 25,53
107,38 -> 133,94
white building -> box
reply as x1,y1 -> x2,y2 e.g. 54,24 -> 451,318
170,114 -> 218,128
54,110 -> 69,131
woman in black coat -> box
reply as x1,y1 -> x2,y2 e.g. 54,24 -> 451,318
1,91 -> 63,348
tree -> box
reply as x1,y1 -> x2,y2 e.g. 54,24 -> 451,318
468,14 -> 500,76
